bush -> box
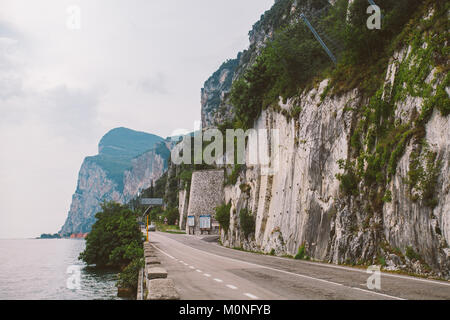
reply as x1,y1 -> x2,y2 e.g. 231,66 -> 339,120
336,160 -> 360,196
78,202 -> 143,269
179,170 -> 193,187
215,203 -> 231,233
116,258 -> 144,296
405,246 -> 421,261
295,244 -> 306,260
149,207 -> 160,223
345,0 -> 424,64
230,15 -> 330,130
239,208 -> 255,238
406,146 -> 442,208
226,164 -> 243,185
165,207 -> 179,225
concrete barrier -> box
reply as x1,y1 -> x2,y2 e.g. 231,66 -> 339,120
145,257 -> 161,265
144,251 -> 157,258
146,279 -> 180,300
146,267 -> 168,280
141,242 -> 179,300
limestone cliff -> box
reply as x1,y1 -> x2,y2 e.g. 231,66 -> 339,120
60,128 -> 171,235
200,0 -> 311,128
201,57 -> 240,128
196,0 -> 450,278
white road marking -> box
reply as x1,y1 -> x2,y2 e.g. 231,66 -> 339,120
226,284 -> 238,290
189,266 -> 195,269
196,269 -> 202,273
351,287 -> 405,300
264,250 -> 450,287
150,241 -> 405,300
183,263 -> 188,266
214,278 -> 223,283
244,293 -> 258,299
161,252 -> 175,259
204,274 -> 211,277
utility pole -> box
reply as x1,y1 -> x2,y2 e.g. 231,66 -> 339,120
141,198 -> 164,243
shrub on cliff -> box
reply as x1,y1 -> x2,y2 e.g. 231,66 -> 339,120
79,201 -> 143,269
295,244 -> 307,260
239,208 -> 255,238
215,203 -> 232,233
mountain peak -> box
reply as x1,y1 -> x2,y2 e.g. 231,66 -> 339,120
98,127 -> 163,157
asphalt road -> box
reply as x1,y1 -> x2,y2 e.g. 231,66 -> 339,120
148,231 -> 450,300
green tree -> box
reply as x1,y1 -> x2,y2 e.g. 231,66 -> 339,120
215,203 -> 232,232
116,258 -> 144,294
165,207 -> 179,225
78,201 -> 143,269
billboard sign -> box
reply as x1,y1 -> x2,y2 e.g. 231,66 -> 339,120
199,215 -> 211,229
187,216 -> 195,227
141,198 -> 164,206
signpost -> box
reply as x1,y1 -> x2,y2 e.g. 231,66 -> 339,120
141,198 -> 164,242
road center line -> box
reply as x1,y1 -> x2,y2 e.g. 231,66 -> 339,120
244,293 -> 258,299
150,242 -> 405,300
216,244 -> 450,288
214,278 -> 223,283
226,284 -> 238,290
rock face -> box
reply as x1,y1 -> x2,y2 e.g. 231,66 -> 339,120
200,0 -> 307,128
219,73 -> 449,278
201,57 -> 240,128
216,57 -> 449,278
60,128 -> 171,235
178,189 -> 189,230
194,1 -> 450,278
222,82 -> 354,260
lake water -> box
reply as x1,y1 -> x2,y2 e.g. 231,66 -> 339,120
0,239 -> 122,300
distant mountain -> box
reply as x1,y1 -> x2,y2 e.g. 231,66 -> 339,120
85,127 -> 164,191
60,127 -> 172,236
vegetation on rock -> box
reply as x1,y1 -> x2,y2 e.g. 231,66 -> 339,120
215,203 -> 232,233
78,201 -> 143,297
239,208 -> 255,238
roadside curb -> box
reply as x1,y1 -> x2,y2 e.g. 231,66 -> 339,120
142,241 -> 180,300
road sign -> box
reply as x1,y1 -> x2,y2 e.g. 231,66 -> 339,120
141,198 -> 163,206
187,216 -> 195,227
199,215 -> 211,229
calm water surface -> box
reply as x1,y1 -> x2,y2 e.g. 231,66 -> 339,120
0,239 -> 122,300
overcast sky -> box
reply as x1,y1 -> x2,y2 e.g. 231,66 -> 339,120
0,0 -> 274,238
